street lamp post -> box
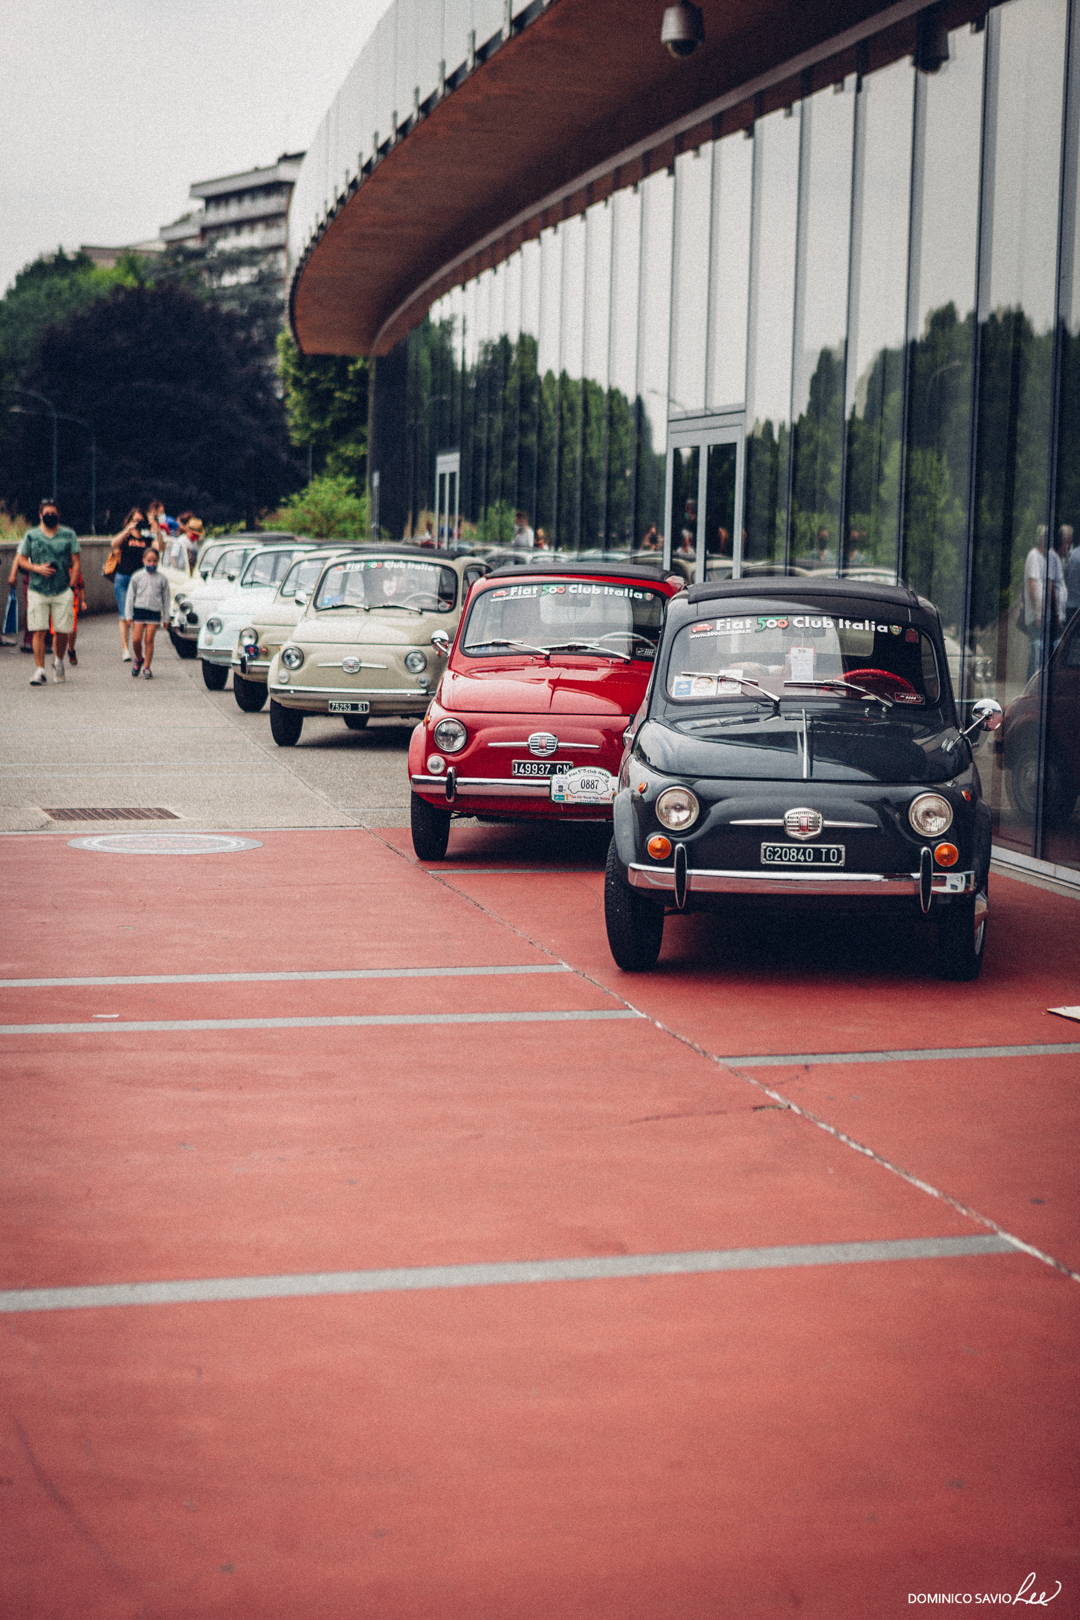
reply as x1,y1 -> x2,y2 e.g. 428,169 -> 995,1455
2,386 -> 57,497
7,405 -> 96,533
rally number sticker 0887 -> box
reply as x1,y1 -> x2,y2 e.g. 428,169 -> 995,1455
550,767 -> 616,805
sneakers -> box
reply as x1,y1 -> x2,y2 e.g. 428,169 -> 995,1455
142,666 -> 153,679
67,648 -> 78,666
122,649 -> 132,662
52,657 -> 65,683
29,667 -> 47,685
131,657 -> 143,677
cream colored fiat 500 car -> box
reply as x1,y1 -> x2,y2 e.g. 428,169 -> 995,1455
265,545 -> 488,746
229,545 -> 360,711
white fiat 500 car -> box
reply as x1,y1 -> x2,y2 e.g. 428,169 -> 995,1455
266,545 -> 487,746
230,545 -> 362,712
168,531 -> 298,659
196,540 -> 317,694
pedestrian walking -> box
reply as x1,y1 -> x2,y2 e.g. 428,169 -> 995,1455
107,507 -> 155,661
56,549 -> 87,665
125,546 -> 170,678
14,499 -> 80,685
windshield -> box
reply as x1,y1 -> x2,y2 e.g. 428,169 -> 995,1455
462,578 -> 668,659
241,549 -> 306,588
280,556 -> 328,599
663,603 -> 942,713
211,548 -> 249,580
315,558 -> 458,612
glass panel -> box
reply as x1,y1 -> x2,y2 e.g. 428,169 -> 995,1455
706,131 -> 753,411
518,238 -> 542,539
535,227 -> 563,548
443,0 -> 470,78
502,253 -> 523,542
744,106 -> 800,570
636,168 -> 675,557
558,214 -> 587,552
583,201 -> 613,553
704,441 -> 738,579
609,186 -> 642,552
670,146 -> 713,416
670,445 -> 699,583
416,0 -> 445,109
843,58 -> 914,579
395,0 -> 418,126
968,0 -> 1068,861
903,23 -> 984,632
789,81 -> 856,573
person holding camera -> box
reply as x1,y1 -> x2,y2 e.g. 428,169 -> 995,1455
107,507 -> 155,661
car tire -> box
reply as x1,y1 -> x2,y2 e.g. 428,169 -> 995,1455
169,629 -> 197,660
343,715 -> 369,731
410,791 -> 451,860
201,660 -> 228,691
937,894 -> 985,982
604,837 -> 664,971
233,674 -> 267,712
1007,745 -> 1076,827
269,699 -> 304,747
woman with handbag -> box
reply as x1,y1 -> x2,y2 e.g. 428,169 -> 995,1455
106,507 -> 155,661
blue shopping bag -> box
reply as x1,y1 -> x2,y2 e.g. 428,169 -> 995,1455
3,589 -> 16,637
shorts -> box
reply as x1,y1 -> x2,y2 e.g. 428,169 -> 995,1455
132,608 -> 161,623
115,575 -> 134,617
28,588 -> 74,633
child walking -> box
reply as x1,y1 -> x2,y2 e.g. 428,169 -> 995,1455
124,547 -> 171,678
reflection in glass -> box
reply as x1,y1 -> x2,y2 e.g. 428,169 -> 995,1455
637,169 -> 674,551
789,82 -> 855,572
558,215 -> 587,550
744,107 -> 800,568
583,201 -> 614,551
902,24 -> 983,631
704,441 -> 737,578
670,445 -> 699,581
706,133 -> 752,412
969,0 -> 1067,858
535,227 -> 562,543
519,239 -> 542,527
609,187 -> 642,550
671,147 -> 713,417
843,59 -> 914,578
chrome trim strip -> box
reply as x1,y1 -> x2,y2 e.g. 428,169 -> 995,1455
488,740 -> 602,749
270,683 -> 425,696
411,774 -> 552,797
728,818 -> 877,829
628,865 -> 976,897
316,659 -> 388,669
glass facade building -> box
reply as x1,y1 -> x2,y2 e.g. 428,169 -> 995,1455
293,0 -> 1080,881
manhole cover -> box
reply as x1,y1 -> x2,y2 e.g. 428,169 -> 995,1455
68,833 -> 263,855
46,807 -> 179,822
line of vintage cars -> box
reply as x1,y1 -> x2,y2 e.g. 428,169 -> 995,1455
174,535 -> 1020,980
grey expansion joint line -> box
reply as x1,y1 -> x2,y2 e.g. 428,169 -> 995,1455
373,832 -> 1080,1290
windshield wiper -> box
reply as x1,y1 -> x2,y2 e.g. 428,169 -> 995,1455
545,640 -> 632,662
467,638 -> 551,659
684,712 -> 772,732
678,673 -> 780,713
367,601 -> 425,616
784,679 -> 893,710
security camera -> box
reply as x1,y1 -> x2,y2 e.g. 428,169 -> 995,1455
661,0 -> 704,57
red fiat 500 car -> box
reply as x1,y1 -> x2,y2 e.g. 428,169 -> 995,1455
408,560 -> 682,859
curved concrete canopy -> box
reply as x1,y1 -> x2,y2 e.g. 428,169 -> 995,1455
290,0 -> 930,359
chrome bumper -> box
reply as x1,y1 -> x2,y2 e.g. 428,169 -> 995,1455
233,656 -> 270,677
411,772 -> 554,799
199,648 -> 233,666
271,682 -> 425,697
628,864 -> 977,898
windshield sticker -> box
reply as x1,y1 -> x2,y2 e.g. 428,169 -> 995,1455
789,646 -> 815,682
690,614 -> 906,636
893,691 -> 924,704
490,581 -> 657,602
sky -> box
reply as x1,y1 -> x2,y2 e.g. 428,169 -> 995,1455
1,0 -> 387,297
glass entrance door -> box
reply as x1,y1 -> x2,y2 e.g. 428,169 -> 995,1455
435,451 -> 460,547
664,420 -> 744,584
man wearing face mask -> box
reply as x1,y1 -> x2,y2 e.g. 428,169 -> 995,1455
13,499 -> 80,685
124,546 -> 171,677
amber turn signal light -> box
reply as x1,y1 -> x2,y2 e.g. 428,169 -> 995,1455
647,835 -> 672,860
934,842 -> 959,866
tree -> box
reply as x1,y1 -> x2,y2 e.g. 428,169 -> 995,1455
267,473 -> 368,538
5,282 -> 299,531
0,250 -> 123,397
277,330 -> 368,488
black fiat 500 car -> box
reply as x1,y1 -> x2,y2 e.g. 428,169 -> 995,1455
606,578 -> 1002,980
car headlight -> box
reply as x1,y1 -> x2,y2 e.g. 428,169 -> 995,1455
206,617 -> 223,635
908,793 -> 953,837
240,626 -> 258,647
405,649 -> 428,673
433,718 -> 467,753
655,786 -> 699,831
280,645 -> 304,670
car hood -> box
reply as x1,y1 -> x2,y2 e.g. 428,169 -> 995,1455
203,585 -> 282,624
637,713 -> 961,784
175,579 -> 235,611
442,660 -> 649,715
290,611 -> 449,649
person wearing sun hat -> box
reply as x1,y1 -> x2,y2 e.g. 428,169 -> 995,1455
180,513 -> 204,572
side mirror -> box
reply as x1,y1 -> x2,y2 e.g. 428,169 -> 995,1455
294,590 -> 308,606
431,630 -> 452,656
227,572 -> 237,582
970,697 -> 1003,734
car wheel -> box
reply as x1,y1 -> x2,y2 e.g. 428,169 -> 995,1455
169,629 -> 197,659
233,674 -> 267,712
604,837 -> 664,971
1007,745 -> 1076,826
343,715 -> 369,731
937,894 -> 985,982
410,792 -> 451,860
269,699 -> 304,747
201,660 -> 228,691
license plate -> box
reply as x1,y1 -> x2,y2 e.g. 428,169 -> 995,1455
761,842 -> 845,867
550,767 -> 616,805
328,700 -> 370,714
511,759 -> 573,777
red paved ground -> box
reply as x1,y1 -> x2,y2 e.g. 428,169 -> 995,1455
2,827 -> 1078,1618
